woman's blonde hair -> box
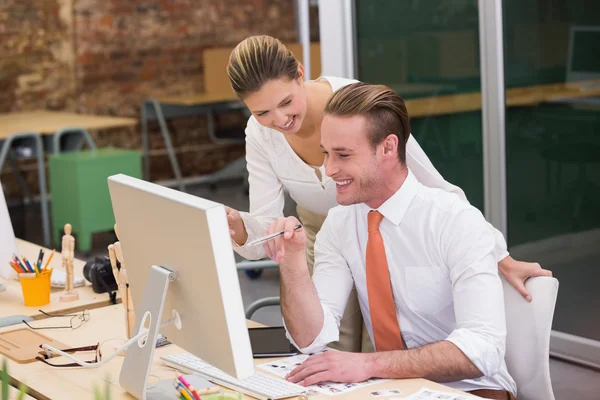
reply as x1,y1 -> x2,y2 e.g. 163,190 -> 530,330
227,35 -> 300,98
325,82 -> 411,164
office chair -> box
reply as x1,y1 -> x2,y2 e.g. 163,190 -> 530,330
502,275 -> 559,400
53,127 -> 97,153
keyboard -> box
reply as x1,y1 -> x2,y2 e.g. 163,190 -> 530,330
161,353 -> 307,400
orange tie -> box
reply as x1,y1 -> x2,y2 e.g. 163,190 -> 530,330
366,211 -> 404,351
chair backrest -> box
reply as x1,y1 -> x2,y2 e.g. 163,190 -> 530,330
502,276 -> 559,400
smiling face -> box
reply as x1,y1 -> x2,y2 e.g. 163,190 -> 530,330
321,114 -> 384,206
243,76 -> 308,136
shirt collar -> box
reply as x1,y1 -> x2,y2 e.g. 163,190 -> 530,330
361,168 -> 418,226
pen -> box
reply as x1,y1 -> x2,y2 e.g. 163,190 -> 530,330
42,250 -> 55,271
177,375 -> 201,400
245,224 -> 303,247
36,249 -> 44,270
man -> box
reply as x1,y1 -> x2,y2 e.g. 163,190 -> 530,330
263,83 -> 517,399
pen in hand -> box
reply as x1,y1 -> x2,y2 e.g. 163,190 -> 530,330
245,224 -> 303,247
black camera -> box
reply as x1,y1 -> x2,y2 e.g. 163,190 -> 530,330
83,256 -> 118,303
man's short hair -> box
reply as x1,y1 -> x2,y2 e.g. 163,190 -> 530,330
324,82 -> 410,164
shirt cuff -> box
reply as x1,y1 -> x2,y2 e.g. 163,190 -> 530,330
231,212 -> 269,260
285,303 -> 340,354
445,328 -> 505,378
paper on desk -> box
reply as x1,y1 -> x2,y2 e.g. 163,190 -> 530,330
51,269 -> 86,288
257,352 -> 387,396
404,387 -> 485,400
0,182 -> 19,280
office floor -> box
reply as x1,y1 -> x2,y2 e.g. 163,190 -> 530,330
8,178 -> 600,400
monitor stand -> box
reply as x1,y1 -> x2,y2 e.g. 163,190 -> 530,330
119,265 -> 182,400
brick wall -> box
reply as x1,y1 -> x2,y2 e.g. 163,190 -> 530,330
0,0 -> 316,194
0,0 -> 75,112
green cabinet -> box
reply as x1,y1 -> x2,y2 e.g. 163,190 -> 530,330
49,148 -> 142,253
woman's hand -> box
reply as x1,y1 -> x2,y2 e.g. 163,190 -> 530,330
499,256 -> 552,301
225,206 -> 248,246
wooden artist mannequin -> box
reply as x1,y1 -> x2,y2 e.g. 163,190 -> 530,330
60,223 -> 79,302
108,224 -> 135,339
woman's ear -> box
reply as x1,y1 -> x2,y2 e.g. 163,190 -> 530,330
297,63 -> 305,82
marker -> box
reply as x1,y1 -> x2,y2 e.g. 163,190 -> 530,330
36,249 -> 44,270
245,224 -> 303,247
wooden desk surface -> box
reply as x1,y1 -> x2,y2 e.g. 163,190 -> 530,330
0,239 -> 117,319
156,92 -> 240,106
0,111 -> 137,139
4,385 -> 35,400
155,80 -> 600,118
406,80 -> 600,118
0,305 -> 475,400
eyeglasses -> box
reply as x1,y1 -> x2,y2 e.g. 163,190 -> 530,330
23,309 -> 91,330
36,342 -> 102,367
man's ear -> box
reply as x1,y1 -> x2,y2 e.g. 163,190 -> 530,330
382,134 -> 398,156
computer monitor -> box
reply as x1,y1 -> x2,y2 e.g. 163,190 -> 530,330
0,181 -> 19,281
566,25 -> 600,82
107,174 -> 254,399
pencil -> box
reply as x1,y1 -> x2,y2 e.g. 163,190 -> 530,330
177,385 -> 193,400
13,255 -> 28,273
23,257 -> 35,274
9,262 -> 22,274
177,375 -> 201,400
195,387 -> 221,396
42,250 -> 55,271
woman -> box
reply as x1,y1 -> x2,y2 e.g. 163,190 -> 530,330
224,35 -> 551,352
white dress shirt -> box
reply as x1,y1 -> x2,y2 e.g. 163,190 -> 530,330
233,76 -> 509,262
288,170 -> 517,395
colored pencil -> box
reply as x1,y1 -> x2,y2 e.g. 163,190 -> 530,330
42,250 -> 55,271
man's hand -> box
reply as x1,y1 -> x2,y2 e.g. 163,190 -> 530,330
225,206 -> 248,246
286,351 -> 374,386
263,216 -> 306,264
499,256 -> 552,302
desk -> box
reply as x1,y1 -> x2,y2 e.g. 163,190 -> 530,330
1,305 -> 476,399
0,111 -> 137,138
0,239 -> 117,319
405,80 -> 600,118
0,111 -> 138,246
4,386 -> 35,400
141,94 -> 246,193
